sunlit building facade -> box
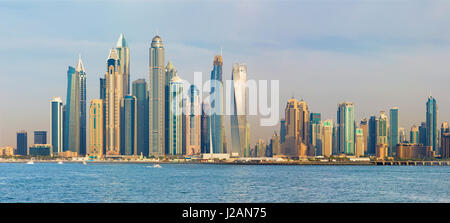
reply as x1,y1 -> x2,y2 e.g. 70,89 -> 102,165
230,63 -> 249,157
89,99 -> 103,158
51,97 -> 63,155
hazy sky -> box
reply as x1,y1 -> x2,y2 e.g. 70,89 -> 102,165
2,0 -> 450,147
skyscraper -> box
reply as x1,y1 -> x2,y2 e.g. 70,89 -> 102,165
337,102 -> 354,155
116,33 -> 130,96
426,96 -> 438,152
165,61 -> 177,155
34,131 -> 47,145
100,77 -> 106,154
121,96 -> 137,156
419,122 -> 427,145
89,99 -> 103,158
368,116 -> 378,155
377,111 -> 388,146
132,79 -> 149,157
201,102 -> 210,154
16,131 -> 27,156
399,127 -> 407,143
66,57 -> 85,155
355,128 -> 365,157
271,132 -> 281,156
51,97 -> 63,155
360,117 -> 368,155
184,85 -> 201,156
208,54 -> 225,154
322,120 -> 333,157
410,125 -> 419,144
105,48 -> 123,155
168,76 -> 183,155
310,113 -> 322,155
149,35 -> 165,156
280,119 -> 286,144
440,122 -> 449,156
230,63 -> 249,157
389,107 -> 399,155
79,56 -> 87,156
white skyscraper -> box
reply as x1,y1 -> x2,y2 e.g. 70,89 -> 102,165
230,63 -> 250,157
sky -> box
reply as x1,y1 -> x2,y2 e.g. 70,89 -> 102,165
2,0 -> 450,147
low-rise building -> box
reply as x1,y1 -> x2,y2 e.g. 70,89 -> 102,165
396,143 -> 434,160
29,144 -> 52,156
0,146 -> 15,156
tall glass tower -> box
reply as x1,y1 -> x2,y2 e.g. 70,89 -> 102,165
389,107 -> 399,155
426,96 -> 438,152
16,131 -> 28,156
209,55 -> 225,154
168,76 -> 183,155
51,97 -> 63,155
79,56 -> 87,156
105,49 -> 122,155
230,63 -> 249,157
121,96 -> 137,155
337,102 -> 354,155
116,34 -> 130,96
149,35 -> 165,156
132,79 -> 149,157
66,62 -> 81,154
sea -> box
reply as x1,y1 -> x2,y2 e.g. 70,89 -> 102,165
0,163 -> 449,202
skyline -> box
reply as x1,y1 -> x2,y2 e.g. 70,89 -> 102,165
3,1 -> 450,147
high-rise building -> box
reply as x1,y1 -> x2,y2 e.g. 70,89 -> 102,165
389,107 -> 399,155
62,104 -> 67,152
337,102 -> 354,155
208,54 -> 225,154
322,120 -> 333,157
99,77 -> 106,154
201,102 -> 210,154
355,128 -> 365,157
377,111 -> 388,145
89,99 -> 103,158
121,96 -> 137,156
271,132 -> 281,156
280,119 -> 286,144
256,139 -> 266,157
310,113 -> 322,155
66,57 -> 86,155
360,117 -> 368,155
426,96 -> 438,152
79,57 -> 87,156
399,127 -> 407,143
105,48 -> 123,155
116,34 -> 130,96
16,131 -> 28,156
168,76 -> 183,155
34,131 -> 47,145
440,122 -> 449,156
368,116 -> 378,155
419,122 -> 427,145
149,35 -> 165,156
51,97 -> 63,155
164,61 -> 177,155
184,85 -> 201,156
132,79 -> 149,157
230,63 -> 249,157
441,133 -> 450,159
410,125 -> 419,144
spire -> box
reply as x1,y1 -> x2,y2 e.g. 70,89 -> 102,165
76,54 -> 85,72
108,48 -> 119,60
166,61 -> 174,70
116,33 -> 127,48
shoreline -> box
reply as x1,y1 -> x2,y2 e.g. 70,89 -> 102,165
1,160 -> 449,166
